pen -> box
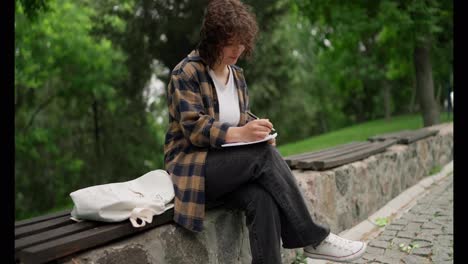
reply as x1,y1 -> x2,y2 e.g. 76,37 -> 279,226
247,111 -> 276,133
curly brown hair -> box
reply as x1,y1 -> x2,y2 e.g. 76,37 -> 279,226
197,0 -> 258,68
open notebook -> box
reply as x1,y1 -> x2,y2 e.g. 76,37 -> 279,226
222,133 -> 278,147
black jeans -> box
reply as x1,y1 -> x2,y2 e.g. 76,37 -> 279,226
205,142 -> 330,264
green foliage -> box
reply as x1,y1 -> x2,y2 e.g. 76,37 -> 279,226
15,0 -> 165,220
375,217 -> 389,227
399,242 -> 420,254
292,0 -> 452,127
429,165 -> 442,175
291,250 -> 307,264
16,0 -> 51,21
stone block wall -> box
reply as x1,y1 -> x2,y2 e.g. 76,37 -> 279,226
60,123 -> 452,264
294,123 -> 453,234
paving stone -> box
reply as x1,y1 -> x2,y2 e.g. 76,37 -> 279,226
377,235 -> 395,242
432,209 -> 451,216
410,240 -> 432,248
409,216 -> 429,223
402,254 -> 431,264
444,226 -> 453,235
411,247 -> 432,257
421,209 -> 442,216
431,255 -> 453,262
431,219 -> 449,226
414,234 -> 434,242
438,239 -> 453,247
372,255 -> 400,264
349,258 -> 368,264
381,230 -> 398,236
401,213 -> 420,221
397,231 -> 417,239
392,219 -> 409,226
387,225 -> 405,231
432,248 -> 453,261
408,207 -> 421,213
391,237 -> 412,247
431,228 -> 447,235
437,235 -> 453,241
383,249 -> 406,259
365,246 -> 385,255
404,223 -> 422,232
435,216 -> 452,222
423,229 -> 440,235
421,222 -> 439,229
368,240 -> 389,249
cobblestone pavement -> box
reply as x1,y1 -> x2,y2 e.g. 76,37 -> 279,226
316,172 -> 454,264
349,173 -> 454,264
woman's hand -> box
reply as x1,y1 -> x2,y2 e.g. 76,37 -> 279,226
225,119 -> 273,143
240,119 -> 273,142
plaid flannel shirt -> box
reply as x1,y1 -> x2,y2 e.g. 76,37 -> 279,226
164,50 -> 254,232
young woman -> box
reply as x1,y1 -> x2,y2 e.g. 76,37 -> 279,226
164,0 -> 367,263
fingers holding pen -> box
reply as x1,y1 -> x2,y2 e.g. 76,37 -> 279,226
242,119 -> 274,141
252,119 -> 273,131
249,119 -> 273,134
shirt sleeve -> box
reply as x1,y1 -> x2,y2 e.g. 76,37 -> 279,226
167,70 -> 231,148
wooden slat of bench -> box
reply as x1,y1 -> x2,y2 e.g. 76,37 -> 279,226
15,201 -> 223,263
311,139 -> 398,170
296,142 -> 374,165
18,209 -> 175,264
15,221 -> 99,254
15,210 -> 71,228
399,129 -> 438,144
284,142 -> 368,168
284,141 -> 363,163
15,215 -> 75,239
368,130 -> 412,142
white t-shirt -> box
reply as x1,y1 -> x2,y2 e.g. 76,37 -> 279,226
208,66 -> 240,126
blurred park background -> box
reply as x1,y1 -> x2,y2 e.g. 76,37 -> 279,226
15,0 -> 453,221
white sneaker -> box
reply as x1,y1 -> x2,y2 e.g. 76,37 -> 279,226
303,233 -> 367,262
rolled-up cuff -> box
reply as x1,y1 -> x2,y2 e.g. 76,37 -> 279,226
209,121 -> 231,148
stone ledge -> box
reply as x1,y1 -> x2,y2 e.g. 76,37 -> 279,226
59,122 -> 452,264
294,122 -> 452,234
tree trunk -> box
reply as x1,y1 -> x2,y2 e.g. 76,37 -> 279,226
383,80 -> 392,120
436,83 -> 442,107
408,76 -> 417,113
413,41 -> 440,126
318,111 -> 328,133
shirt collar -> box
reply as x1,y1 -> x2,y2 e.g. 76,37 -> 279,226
187,50 -> 207,64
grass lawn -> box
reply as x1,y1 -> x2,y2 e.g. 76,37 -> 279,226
277,112 -> 453,157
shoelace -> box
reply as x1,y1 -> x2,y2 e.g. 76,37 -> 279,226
323,234 -> 355,251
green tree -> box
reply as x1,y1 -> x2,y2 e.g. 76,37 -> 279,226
16,0 -> 51,20
293,0 -> 452,127
15,0 -> 130,219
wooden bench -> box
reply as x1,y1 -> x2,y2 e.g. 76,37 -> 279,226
368,128 -> 439,144
284,128 -> 439,171
284,139 -> 398,171
15,201 -> 223,264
